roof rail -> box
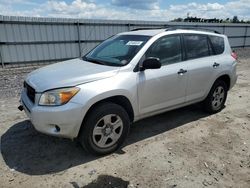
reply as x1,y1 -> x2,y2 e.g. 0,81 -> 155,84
131,27 -> 164,31
130,26 -> 221,34
165,27 -> 221,34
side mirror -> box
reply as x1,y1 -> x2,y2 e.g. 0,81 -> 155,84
140,57 -> 161,71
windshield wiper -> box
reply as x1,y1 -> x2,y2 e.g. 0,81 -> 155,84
82,57 -> 106,65
82,56 -> 122,67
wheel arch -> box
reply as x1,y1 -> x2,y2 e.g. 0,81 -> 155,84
77,95 -> 134,138
214,74 -> 231,91
203,74 -> 231,101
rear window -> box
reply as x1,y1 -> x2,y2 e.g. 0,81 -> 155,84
209,36 -> 225,55
184,34 -> 210,60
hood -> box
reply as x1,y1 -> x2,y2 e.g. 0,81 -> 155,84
26,58 -> 120,92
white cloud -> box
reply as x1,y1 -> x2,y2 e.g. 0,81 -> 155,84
170,2 -> 224,13
168,1 -> 250,20
111,0 -> 159,10
0,0 -> 249,21
46,0 -> 96,14
225,0 -> 250,19
0,3 -> 42,17
169,2 -> 226,19
44,0 -> 130,19
0,0 -> 39,6
206,3 -> 224,11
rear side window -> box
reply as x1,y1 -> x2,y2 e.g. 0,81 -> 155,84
209,36 -> 224,55
184,34 -> 209,59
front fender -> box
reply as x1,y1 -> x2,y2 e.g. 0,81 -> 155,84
70,74 -> 138,137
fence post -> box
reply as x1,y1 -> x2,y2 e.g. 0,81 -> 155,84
222,25 -> 225,34
127,23 -> 131,31
0,45 -> 4,68
0,15 -> 3,68
76,21 -> 81,57
243,26 -> 248,48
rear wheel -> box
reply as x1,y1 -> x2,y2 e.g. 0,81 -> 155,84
79,102 -> 130,155
203,80 -> 228,113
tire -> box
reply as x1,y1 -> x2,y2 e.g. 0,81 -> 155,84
203,80 -> 228,114
78,102 -> 130,155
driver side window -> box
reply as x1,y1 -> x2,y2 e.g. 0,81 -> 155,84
145,35 -> 182,65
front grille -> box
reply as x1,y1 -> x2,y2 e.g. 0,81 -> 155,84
24,81 -> 36,103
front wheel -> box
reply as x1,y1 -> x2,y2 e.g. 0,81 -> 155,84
203,80 -> 228,113
78,102 -> 130,155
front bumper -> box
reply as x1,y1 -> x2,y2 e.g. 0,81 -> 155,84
20,90 -> 84,139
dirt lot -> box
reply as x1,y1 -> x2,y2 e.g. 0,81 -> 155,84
0,50 -> 250,188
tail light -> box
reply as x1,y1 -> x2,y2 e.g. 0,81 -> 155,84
231,51 -> 238,60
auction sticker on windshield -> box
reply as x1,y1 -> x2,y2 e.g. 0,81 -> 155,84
126,41 -> 143,46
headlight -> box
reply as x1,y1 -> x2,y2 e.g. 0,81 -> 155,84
39,87 -> 80,106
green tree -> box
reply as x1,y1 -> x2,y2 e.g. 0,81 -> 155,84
171,18 -> 183,22
232,16 -> 239,23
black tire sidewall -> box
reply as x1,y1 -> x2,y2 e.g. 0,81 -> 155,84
79,102 -> 130,155
204,80 -> 228,113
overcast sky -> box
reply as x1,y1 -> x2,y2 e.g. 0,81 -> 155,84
0,0 -> 250,21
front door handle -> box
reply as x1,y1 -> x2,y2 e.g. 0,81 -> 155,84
177,69 -> 187,75
213,62 -> 220,68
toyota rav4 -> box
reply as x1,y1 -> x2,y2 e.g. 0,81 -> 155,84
19,28 -> 238,155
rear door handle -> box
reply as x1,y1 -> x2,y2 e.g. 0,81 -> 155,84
177,69 -> 187,75
213,62 -> 220,68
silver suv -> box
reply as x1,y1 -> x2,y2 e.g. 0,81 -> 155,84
19,28 -> 237,155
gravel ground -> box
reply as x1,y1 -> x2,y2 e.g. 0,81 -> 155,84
0,65 -> 43,99
0,49 -> 250,188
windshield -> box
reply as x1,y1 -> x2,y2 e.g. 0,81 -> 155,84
83,35 -> 151,66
